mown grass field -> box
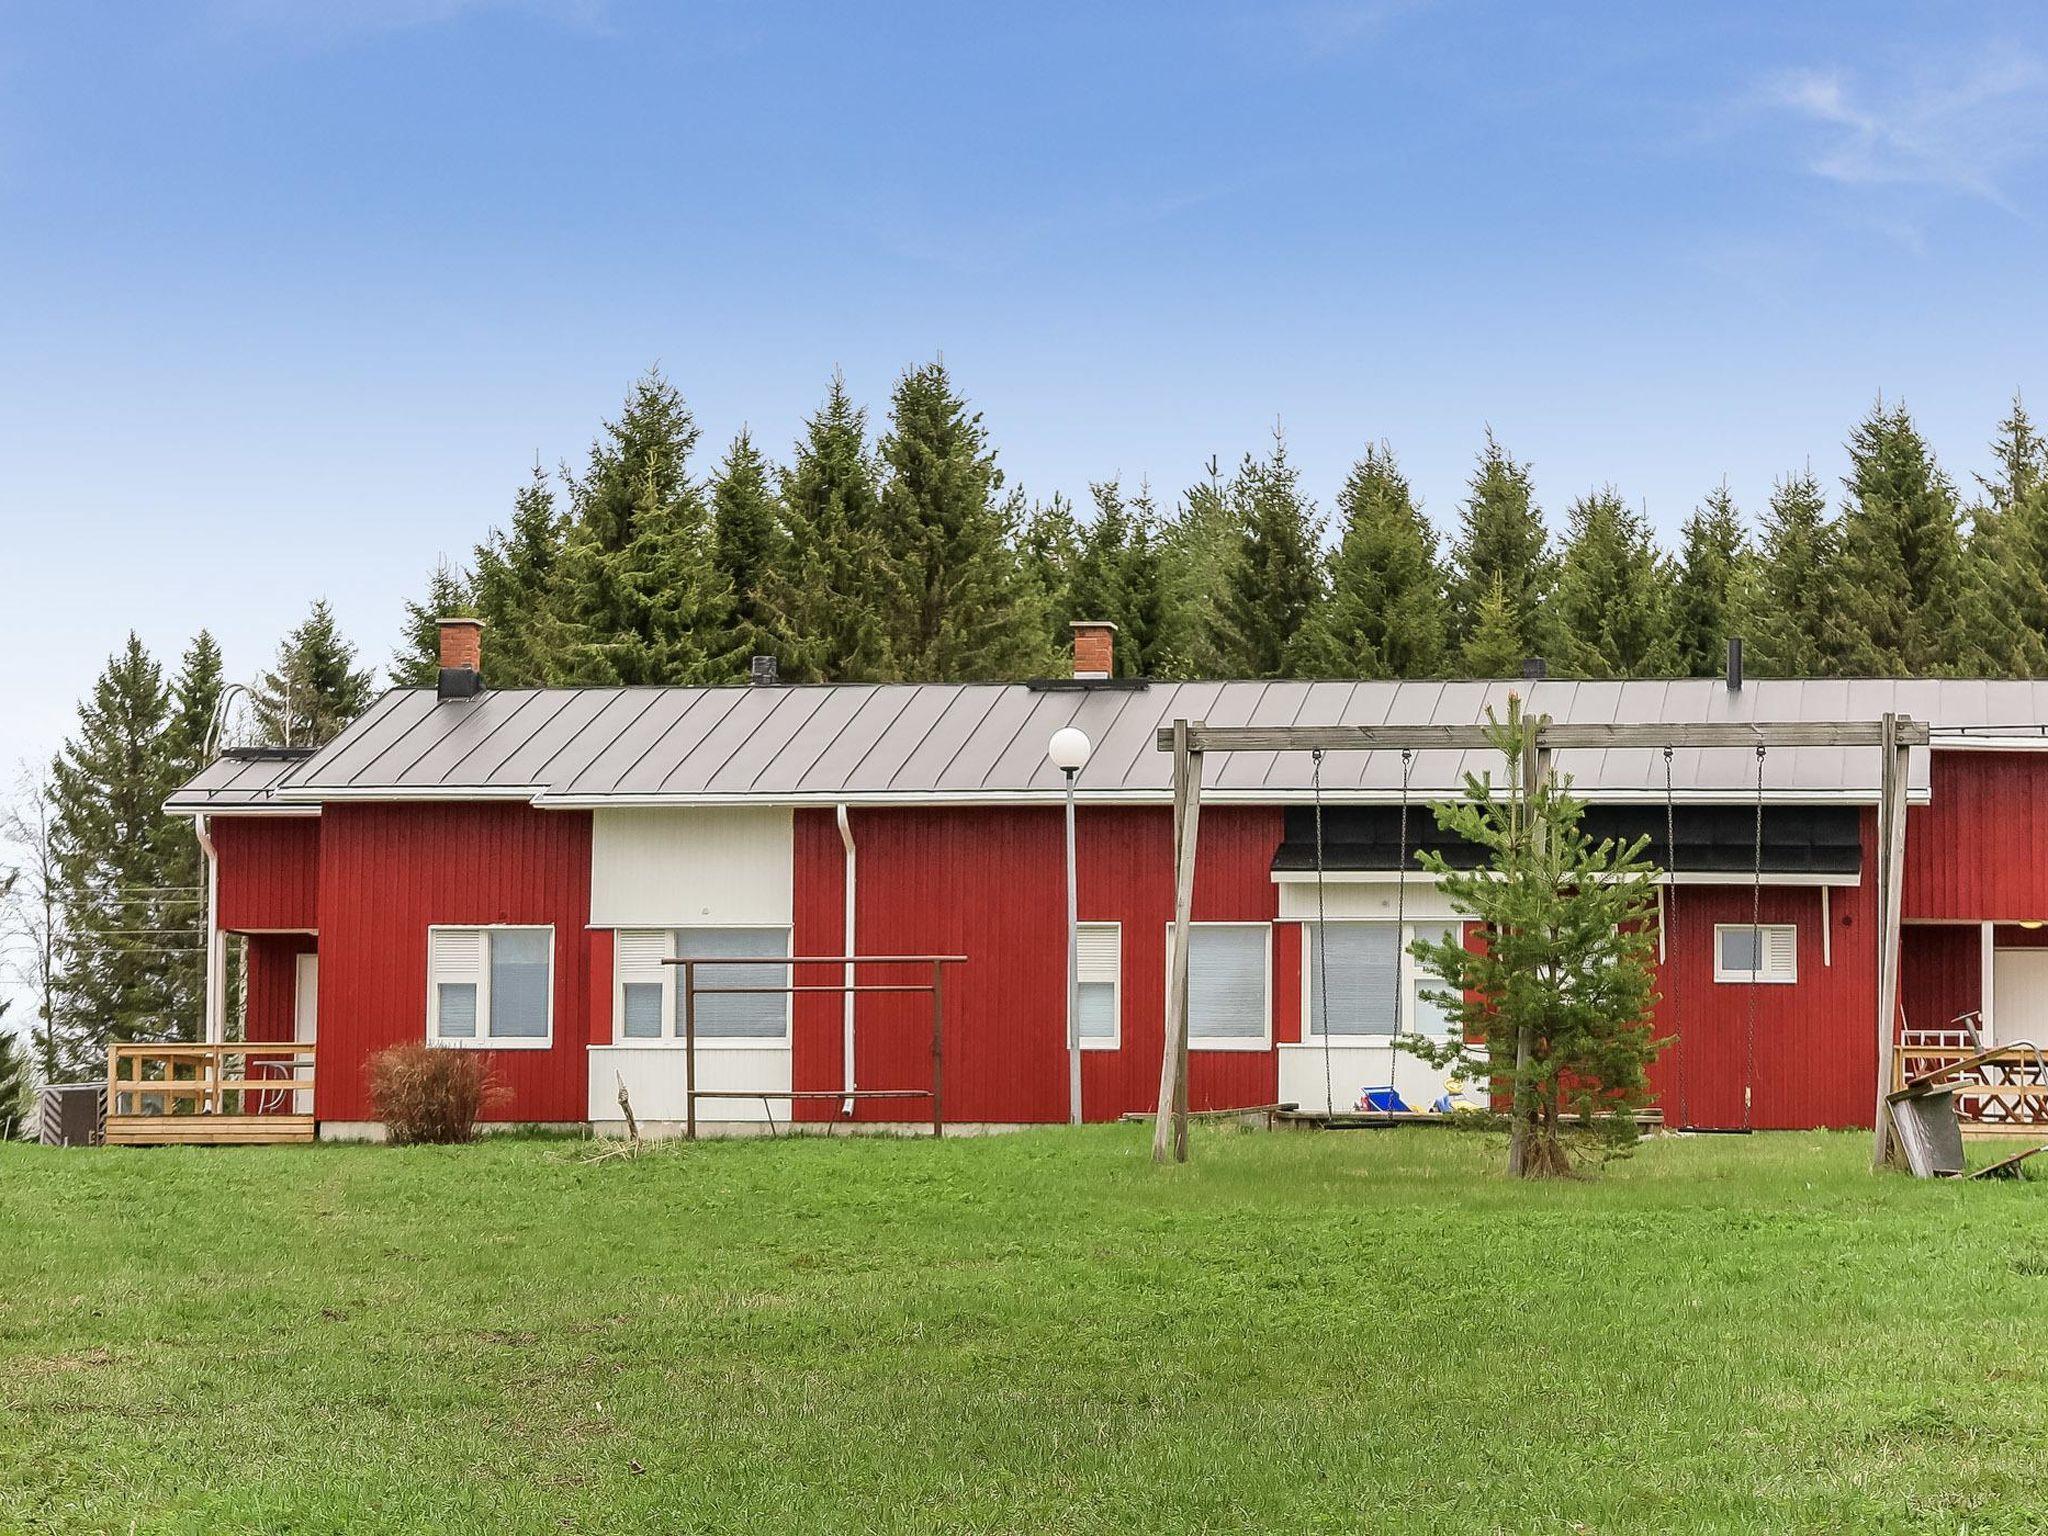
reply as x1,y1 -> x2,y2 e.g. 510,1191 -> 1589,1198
2,1127 -> 2045,1534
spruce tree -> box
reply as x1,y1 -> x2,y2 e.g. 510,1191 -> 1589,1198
253,601 -> 375,747
1153,459 -> 1243,678
1744,469 -> 1849,675
1017,492 -> 1082,665
1549,488 -> 1674,678
1835,398 -> 1966,674
0,983 -> 29,1138
873,359 -> 1037,681
548,369 -> 738,685
759,374 -> 896,683
1448,431 -> 1553,668
48,636 -> 188,1073
472,465 -> 568,688
1461,575 -> 1528,676
1066,482 -> 1154,677
1670,484 -> 1750,676
1208,430 -> 1327,678
392,561 -> 476,688
1303,442 -> 1448,679
161,633 -> 225,1037
710,428 -> 787,667
1961,398 -> 2048,676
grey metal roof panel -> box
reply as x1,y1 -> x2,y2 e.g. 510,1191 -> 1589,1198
174,675 -> 2048,811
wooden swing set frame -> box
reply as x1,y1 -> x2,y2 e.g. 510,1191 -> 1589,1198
1151,712 -> 1927,1170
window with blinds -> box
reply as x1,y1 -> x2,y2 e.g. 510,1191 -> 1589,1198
614,929 -> 671,1040
426,926 -> 553,1046
1076,922 -> 1120,1047
1305,921 -> 1458,1038
1181,924 -> 1268,1046
1715,923 -> 1797,984
674,927 -> 791,1039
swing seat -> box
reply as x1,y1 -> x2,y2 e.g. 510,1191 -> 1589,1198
1358,1086 -> 1413,1114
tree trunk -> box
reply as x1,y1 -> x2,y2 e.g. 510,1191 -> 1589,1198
1506,1022 -> 1533,1176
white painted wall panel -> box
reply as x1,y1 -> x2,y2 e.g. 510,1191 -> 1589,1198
1278,1042 -> 1468,1115
587,1045 -> 791,1123
1276,878 -> 1463,922
591,808 -> 793,927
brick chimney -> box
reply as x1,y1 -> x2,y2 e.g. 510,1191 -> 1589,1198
437,617 -> 484,700
1070,620 -> 1117,680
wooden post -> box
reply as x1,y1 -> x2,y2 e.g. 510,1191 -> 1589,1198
1872,713 -> 1911,1169
683,958 -> 698,1142
1154,720 -> 1204,1164
931,958 -> 945,1138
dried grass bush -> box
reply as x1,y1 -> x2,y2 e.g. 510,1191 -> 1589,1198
366,1044 -> 508,1145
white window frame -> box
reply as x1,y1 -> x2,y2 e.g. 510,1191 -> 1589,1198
610,925 -> 794,1048
1714,922 -> 1797,984
1076,920 -> 1121,1051
426,924 -> 555,1050
1301,919 -> 1460,1041
1166,921 -> 1272,1052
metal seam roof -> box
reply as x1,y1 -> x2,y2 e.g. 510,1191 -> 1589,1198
165,677 -> 2048,813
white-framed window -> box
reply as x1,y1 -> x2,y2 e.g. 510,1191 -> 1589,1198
611,926 -> 793,1045
1167,922 -> 1271,1051
1076,922 -> 1121,1050
1303,920 -> 1459,1039
427,925 -> 554,1048
1715,923 -> 1797,984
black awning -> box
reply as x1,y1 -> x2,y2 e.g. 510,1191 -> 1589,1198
1273,804 -> 1862,877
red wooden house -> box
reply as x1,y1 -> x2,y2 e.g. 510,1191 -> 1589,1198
149,619 -> 2048,1141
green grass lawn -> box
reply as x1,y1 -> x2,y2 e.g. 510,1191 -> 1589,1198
3,1127 -> 2046,1534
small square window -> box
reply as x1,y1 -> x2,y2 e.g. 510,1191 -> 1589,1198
1715,923 -> 1796,984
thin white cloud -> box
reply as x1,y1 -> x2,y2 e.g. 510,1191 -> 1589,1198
1760,53 -> 2048,208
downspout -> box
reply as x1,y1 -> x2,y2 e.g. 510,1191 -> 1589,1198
195,814 -> 224,1045
836,804 -> 857,1117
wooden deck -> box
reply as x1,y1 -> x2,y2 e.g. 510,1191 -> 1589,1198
104,1041 -> 317,1146
1894,1037 -> 2048,1139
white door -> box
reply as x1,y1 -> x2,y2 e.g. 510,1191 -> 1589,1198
292,953 -> 318,1114
1991,950 -> 2048,1047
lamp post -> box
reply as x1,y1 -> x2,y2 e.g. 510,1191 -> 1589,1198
1048,726 -> 1093,1126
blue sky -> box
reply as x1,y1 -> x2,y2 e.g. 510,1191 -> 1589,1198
3,1 -> 2046,774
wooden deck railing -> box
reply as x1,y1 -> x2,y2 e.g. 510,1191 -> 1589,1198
1894,1039 -> 2048,1132
105,1042 -> 317,1144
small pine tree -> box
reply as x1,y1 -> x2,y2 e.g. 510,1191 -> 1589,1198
392,561 -> 476,688
1404,697 -> 1666,1177
1744,468 -> 1848,675
253,600 -> 375,747
1836,398 -> 1966,674
1305,442 -> 1448,679
873,359 -> 1038,681
48,636 -> 188,1074
1670,484 -> 1750,676
1448,430 -> 1553,661
0,1012 -> 28,1138
759,373 -> 896,683
709,428 -> 788,667
1208,428 -> 1327,678
1548,488 -> 1674,677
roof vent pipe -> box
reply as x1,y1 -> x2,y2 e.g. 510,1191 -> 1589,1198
750,654 -> 779,687
1726,635 -> 1744,692
1521,656 -> 1547,680
437,618 -> 484,701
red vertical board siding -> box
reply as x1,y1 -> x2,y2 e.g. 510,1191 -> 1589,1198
1904,752 -> 2048,921
586,929 -> 613,1047
315,803 -> 592,1124
1646,816 -> 1877,1129
243,933 -> 316,1043
789,809 -> 850,1122
214,816 -> 320,932
790,805 -> 1284,1124
1900,925 -> 1981,1035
